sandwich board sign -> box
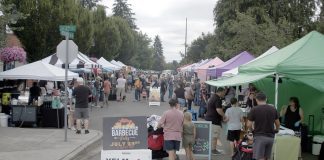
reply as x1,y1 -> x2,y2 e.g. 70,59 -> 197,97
101,116 -> 151,160
149,87 -> 161,106
193,121 -> 212,160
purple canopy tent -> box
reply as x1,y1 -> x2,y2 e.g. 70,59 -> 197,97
207,51 -> 254,77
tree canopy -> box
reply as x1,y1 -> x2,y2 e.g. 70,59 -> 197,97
181,0 -> 321,63
112,0 -> 137,29
152,35 -> 166,71
1,0 -> 157,70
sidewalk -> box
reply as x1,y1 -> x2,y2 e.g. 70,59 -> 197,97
0,127 -> 102,160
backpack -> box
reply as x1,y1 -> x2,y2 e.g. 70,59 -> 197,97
148,134 -> 164,150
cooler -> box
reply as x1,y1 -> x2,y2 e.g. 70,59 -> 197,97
312,135 -> 324,155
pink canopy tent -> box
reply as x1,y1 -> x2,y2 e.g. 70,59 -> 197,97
196,57 -> 224,81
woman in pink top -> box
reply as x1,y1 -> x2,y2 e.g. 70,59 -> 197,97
103,77 -> 111,107
158,99 -> 184,160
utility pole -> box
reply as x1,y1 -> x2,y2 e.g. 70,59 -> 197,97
184,18 -> 188,63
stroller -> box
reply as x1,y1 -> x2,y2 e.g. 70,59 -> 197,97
148,126 -> 168,159
232,133 -> 253,160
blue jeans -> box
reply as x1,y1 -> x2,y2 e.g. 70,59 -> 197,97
168,85 -> 173,99
187,99 -> 193,110
160,91 -> 166,101
194,91 -> 200,105
178,98 -> 186,108
135,89 -> 141,101
199,103 -> 207,118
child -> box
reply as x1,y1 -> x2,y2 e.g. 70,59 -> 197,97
183,112 -> 196,160
224,97 -> 244,156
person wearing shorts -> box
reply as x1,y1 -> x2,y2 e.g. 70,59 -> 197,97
224,98 -> 243,156
158,99 -> 184,160
73,77 -> 92,134
205,87 -> 226,155
247,93 -> 280,160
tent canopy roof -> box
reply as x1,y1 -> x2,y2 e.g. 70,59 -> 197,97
97,57 -> 121,71
42,52 -> 101,69
196,57 -> 224,70
221,46 -> 279,77
207,31 -> 324,92
0,61 -> 79,81
207,51 -> 254,77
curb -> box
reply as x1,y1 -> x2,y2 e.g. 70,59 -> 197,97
60,130 -> 103,160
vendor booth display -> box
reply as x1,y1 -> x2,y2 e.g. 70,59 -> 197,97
0,61 -> 78,127
206,31 -> 324,157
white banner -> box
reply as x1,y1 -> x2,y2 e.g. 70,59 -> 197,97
101,149 -> 152,160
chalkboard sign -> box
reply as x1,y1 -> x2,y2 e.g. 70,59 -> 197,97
193,121 -> 211,160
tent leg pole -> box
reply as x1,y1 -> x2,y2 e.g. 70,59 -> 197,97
275,74 -> 279,109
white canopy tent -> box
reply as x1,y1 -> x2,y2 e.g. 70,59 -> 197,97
97,57 -> 121,71
0,61 -> 79,81
110,60 -> 126,68
42,52 -> 101,69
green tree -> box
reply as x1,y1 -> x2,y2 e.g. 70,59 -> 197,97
79,0 -> 101,9
317,0 -> 324,33
182,33 -> 214,63
91,6 -> 122,60
131,32 -> 153,69
152,35 -> 165,71
3,0 -> 94,62
112,0 -> 137,29
113,16 -> 135,64
0,1 -> 24,48
165,60 -> 179,71
210,0 -> 315,60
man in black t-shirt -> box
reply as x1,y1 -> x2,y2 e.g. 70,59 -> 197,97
205,87 -> 226,155
28,82 -> 41,105
73,78 -> 92,134
247,92 -> 280,160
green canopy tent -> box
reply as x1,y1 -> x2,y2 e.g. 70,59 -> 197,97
206,31 -> 324,131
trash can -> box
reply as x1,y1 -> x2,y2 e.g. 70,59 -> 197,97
0,113 -> 8,127
312,135 -> 324,155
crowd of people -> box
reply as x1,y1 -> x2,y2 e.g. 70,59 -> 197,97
5,70 -> 304,159
152,75 -> 305,160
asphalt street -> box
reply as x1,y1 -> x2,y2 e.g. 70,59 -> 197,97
75,90 -> 232,160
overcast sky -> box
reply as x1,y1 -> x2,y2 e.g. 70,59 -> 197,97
99,0 -> 217,62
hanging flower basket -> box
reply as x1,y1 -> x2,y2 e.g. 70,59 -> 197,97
0,46 -> 27,63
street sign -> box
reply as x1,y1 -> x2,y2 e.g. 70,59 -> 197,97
56,40 -> 78,64
60,31 -> 74,39
59,25 -> 76,32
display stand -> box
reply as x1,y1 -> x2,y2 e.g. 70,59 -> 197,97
149,87 -> 160,106
192,121 -> 212,160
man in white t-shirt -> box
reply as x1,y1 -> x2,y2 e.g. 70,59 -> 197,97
116,75 -> 126,101
224,97 -> 244,156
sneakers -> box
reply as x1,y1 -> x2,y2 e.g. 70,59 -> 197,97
85,130 -> 90,134
70,126 -> 76,131
212,149 -> 223,155
76,130 -> 81,134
